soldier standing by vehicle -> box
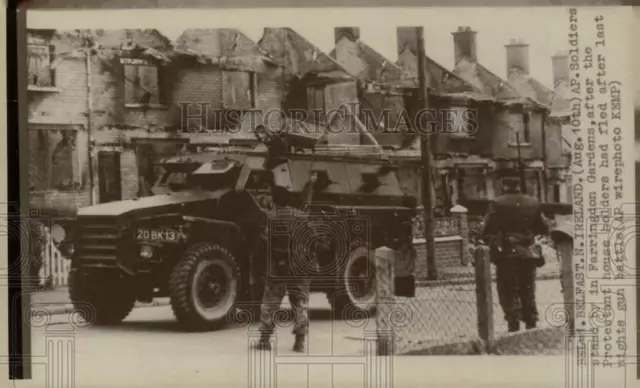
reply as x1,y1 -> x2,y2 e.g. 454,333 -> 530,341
252,148 -> 318,353
481,169 -> 549,332
254,239 -> 312,353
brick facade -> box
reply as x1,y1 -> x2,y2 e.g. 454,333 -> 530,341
414,237 -> 465,280
329,26 -> 554,206
28,28 -> 285,216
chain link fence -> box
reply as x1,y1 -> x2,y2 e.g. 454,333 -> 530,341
375,216 -> 571,356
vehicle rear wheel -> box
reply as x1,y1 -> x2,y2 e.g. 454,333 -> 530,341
328,246 -> 376,319
68,269 -> 136,325
169,243 -> 240,331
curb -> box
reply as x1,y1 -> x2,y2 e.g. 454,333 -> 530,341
31,298 -> 172,317
417,272 -> 561,288
397,327 -> 565,356
400,337 -> 487,355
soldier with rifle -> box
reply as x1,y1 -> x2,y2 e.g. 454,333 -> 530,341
481,168 -> 549,332
253,127 -> 319,353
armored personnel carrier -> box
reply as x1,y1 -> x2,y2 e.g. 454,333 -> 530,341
68,133 -> 418,331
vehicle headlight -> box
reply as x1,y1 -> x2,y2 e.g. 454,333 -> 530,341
140,245 -> 154,259
51,224 -> 66,244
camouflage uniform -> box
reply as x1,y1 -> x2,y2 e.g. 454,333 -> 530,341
256,207 -> 320,352
259,277 -> 311,337
254,135 -> 320,352
481,176 -> 549,332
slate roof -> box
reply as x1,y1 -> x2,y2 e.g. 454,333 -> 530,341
453,57 -> 548,110
258,27 -> 354,80
175,28 -> 279,70
328,40 -> 405,82
507,68 -> 571,117
329,36 -> 481,95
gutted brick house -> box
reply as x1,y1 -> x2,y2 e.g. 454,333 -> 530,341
330,26 -> 415,148
173,28 -> 283,135
330,26 -> 551,213
28,28 -> 281,218
258,27 -> 377,146
450,26 -> 551,202
330,27 -> 497,212
28,28 -> 176,216
504,40 -> 572,203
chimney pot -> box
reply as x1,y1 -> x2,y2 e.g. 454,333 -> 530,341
505,38 -> 529,74
334,27 -> 360,43
396,27 -> 421,77
452,26 -> 477,64
551,52 -> 570,88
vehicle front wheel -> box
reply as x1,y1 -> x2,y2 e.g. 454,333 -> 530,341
68,269 -> 136,325
169,243 -> 240,331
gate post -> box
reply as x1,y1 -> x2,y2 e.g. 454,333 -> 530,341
375,246 -> 395,355
451,205 -> 470,266
552,231 -> 575,331
474,245 -> 494,350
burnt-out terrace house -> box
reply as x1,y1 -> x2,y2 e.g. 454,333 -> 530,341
450,26 -> 552,204
173,28 -> 283,137
27,28 -> 281,221
503,40 -> 573,203
330,26 -> 529,214
257,27 -> 378,146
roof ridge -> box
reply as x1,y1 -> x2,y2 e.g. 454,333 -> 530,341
476,63 -> 547,107
333,34 -> 480,92
424,56 -> 480,93
355,40 -> 405,72
281,27 -> 355,78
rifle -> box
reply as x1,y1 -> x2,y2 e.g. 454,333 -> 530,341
516,132 -> 528,194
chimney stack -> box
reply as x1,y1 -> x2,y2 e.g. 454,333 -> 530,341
334,27 -> 360,43
551,51 -> 570,88
451,26 -> 477,64
505,38 -> 530,74
396,27 -> 421,77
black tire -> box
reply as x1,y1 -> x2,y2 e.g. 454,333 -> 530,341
169,243 -> 241,331
68,270 -> 136,325
328,246 -> 376,319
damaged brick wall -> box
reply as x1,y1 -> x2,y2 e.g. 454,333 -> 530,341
360,92 -> 408,147
171,66 -> 223,130
491,108 -> 545,160
120,149 -> 139,200
414,238 -> 464,279
544,117 -> 565,169
29,28 -> 265,214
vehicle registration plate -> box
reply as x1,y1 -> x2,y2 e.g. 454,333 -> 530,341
136,228 -> 179,242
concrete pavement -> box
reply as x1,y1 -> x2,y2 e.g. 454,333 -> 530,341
17,289 -> 569,388
20,295 -> 380,388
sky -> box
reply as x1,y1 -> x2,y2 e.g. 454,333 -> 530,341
28,7 -> 584,89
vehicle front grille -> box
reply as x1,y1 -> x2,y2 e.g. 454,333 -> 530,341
74,218 -> 127,269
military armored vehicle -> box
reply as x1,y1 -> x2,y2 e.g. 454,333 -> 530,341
68,134 -> 418,331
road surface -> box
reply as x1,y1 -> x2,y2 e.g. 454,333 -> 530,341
17,282 -> 567,388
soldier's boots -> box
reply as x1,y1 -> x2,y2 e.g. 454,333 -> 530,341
507,321 -> 520,333
253,332 -> 273,351
507,321 -> 536,332
293,334 -> 305,353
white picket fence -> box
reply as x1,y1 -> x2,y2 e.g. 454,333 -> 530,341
37,224 -> 71,288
